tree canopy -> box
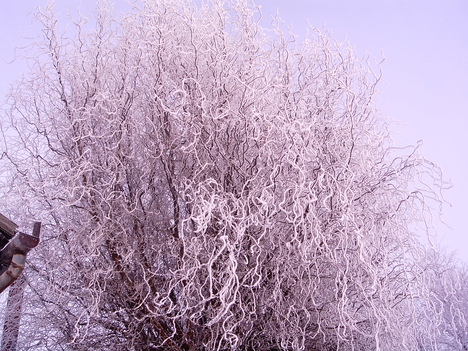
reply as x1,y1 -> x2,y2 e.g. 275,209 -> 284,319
0,0 -> 466,350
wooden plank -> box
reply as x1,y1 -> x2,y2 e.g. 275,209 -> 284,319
0,213 -> 18,239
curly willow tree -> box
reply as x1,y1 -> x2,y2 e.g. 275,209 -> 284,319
0,0 -> 461,350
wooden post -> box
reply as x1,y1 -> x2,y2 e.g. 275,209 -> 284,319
1,222 -> 41,350
1,276 -> 25,351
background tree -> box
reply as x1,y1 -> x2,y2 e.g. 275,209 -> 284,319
0,0 -> 462,350
417,250 -> 468,350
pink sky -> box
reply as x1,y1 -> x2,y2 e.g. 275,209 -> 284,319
255,0 -> 468,260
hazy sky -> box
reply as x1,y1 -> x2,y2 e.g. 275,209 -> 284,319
254,0 -> 468,260
1,0 -> 467,260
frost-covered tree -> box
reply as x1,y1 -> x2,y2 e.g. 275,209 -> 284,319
0,0 -> 460,350
417,251 -> 468,351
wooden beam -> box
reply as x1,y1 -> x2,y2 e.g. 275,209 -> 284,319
0,213 -> 18,240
